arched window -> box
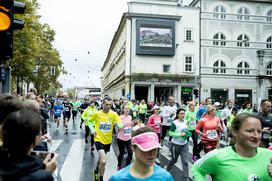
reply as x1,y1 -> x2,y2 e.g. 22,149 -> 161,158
237,34 -> 249,47
213,60 -> 226,74
237,61 -> 250,74
238,7 -> 250,20
267,62 -> 272,75
213,33 -> 226,46
267,37 -> 272,49
213,5 -> 226,19
267,10 -> 272,22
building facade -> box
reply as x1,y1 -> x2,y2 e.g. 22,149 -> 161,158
101,0 -> 200,103
190,0 -> 272,106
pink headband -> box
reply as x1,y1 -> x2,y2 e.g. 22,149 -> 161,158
131,132 -> 161,152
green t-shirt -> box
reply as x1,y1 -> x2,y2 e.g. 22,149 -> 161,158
72,101 -> 81,111
139,104 -> 147,114
192,147 -> 272,181
185,110 -> 197,130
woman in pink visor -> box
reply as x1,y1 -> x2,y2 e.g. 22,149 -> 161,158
109,127 -> 173,181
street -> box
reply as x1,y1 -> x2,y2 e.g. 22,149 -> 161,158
48,115 -> 222,181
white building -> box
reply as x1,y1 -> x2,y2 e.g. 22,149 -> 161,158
190,0 -> 272,106
101,0 -> 200,103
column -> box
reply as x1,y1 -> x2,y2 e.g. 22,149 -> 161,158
177,85 -> 181,103
150,83 -> 155,102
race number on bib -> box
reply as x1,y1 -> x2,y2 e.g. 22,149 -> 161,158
206,130 -> 218,140
123,127 -> 131,136
64,107 -> 69,112
99,122 -> 111,133
154,120 -> 160,128
189,121 -> 196,128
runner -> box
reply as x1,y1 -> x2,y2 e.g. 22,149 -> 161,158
81,99 -> 98,145
116,105 -> 133,170
185,101 -> 200,161
79,97 -> 90,129
195,105 -> 223,154
147,105 -> 162,164
164,108 -> 191,181
53,100 -> 63,131
62,99 -> 73,134
161,96 -> 177,146
138,100 -> 147,123
72,99 -> 81,123
89,97 -> 123,181
109,127 -> 174,181
192,113 -> 272,180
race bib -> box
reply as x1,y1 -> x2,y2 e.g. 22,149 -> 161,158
263,132 -> 270,139
123,127 -> 131,136
167,118 -> 173,124
248,174 -> 260,181
189,121 -> 196,128
154,120 -> 160,128
99,122 -> 111,133
206,130 -> 218,140
55,109 -> 61,114
64,107 -> 69,112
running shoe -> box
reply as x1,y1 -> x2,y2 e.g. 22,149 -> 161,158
92,170 -> 99,181
85,138 -> 88,144
91,146 -> 95,152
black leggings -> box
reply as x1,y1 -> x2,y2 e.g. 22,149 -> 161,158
187,130 -> 200,158
161,125 -> 171,141
117,138 -> 132,167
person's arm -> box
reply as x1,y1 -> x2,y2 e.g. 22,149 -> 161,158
195,119 -> 204,135
192,150 -> 219,180
81,108 -> 88,121
196,108 -> 204,120
113,112 -> 123,129
169,122 -> 183,138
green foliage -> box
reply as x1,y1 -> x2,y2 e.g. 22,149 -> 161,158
6,0 -> 63,94
67,88 -> 76,99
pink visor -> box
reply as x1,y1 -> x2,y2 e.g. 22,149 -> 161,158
131,132 -> 161,152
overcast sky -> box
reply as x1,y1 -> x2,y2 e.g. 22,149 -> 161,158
38,0 -> 192,90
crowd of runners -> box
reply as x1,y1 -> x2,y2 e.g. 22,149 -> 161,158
1,90 -> 272,180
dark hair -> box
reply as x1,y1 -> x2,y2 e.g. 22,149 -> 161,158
103,96 -> 112,103
2,110 -> 41,161
231,113 -> 261,133
0,94 -> 25,124
131,126 -> 154,138
174,108 -> 186,120
242,101 -> 252,109
231,107 -> 238,114
261,99 -> 271,107
205,97 -> 211,103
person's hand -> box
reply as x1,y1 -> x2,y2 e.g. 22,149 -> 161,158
181,132 -> 186,137
43,153 -> 58,173
268,158 -> 272,176
41,134 -> 52,144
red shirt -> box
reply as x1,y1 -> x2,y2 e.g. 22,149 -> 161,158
196,115 -> 223,141
147,114 -> 162,133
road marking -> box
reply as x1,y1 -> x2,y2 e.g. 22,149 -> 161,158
50,139 -> 63,152
60,139 -> 85,181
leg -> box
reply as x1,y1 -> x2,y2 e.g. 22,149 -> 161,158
85,125 -> 90,143
117,138 -> 125,168
125,140 -> 133,166
166,143 -> 180,171
180,143 -> 189,179
191,130 -> 200,158
161,125 -> 168,145
98,150 -> 107,177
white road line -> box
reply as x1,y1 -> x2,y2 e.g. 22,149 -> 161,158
104,145 -> 118,180
60,139 -> 85,181
49,139 -> 63,152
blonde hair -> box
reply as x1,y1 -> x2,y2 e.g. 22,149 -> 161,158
206,105 -> 215,114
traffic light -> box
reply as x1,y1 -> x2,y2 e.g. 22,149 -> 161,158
0,0 -> 25,61
193,89 -> 199,98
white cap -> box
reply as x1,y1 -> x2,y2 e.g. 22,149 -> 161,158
152,105 -> 160,110
214,102 -> 220,106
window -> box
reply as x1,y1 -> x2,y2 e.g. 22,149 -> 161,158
237,61 -> 250,74
163,65 -> 170,73
237,34 -> 249,47
267,37 -> 272,49
267,62 -> 272,75
185,56 -> 193,72
267,10 -> 272,22
213,5 -> 226,19
185,29 -> 192,41
238,7 -> 250,20
213,60 -> 226,74
213,33 -> 226,46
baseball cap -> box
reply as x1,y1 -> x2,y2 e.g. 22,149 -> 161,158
131,132 -> 161,152
214,102 -> 220,106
